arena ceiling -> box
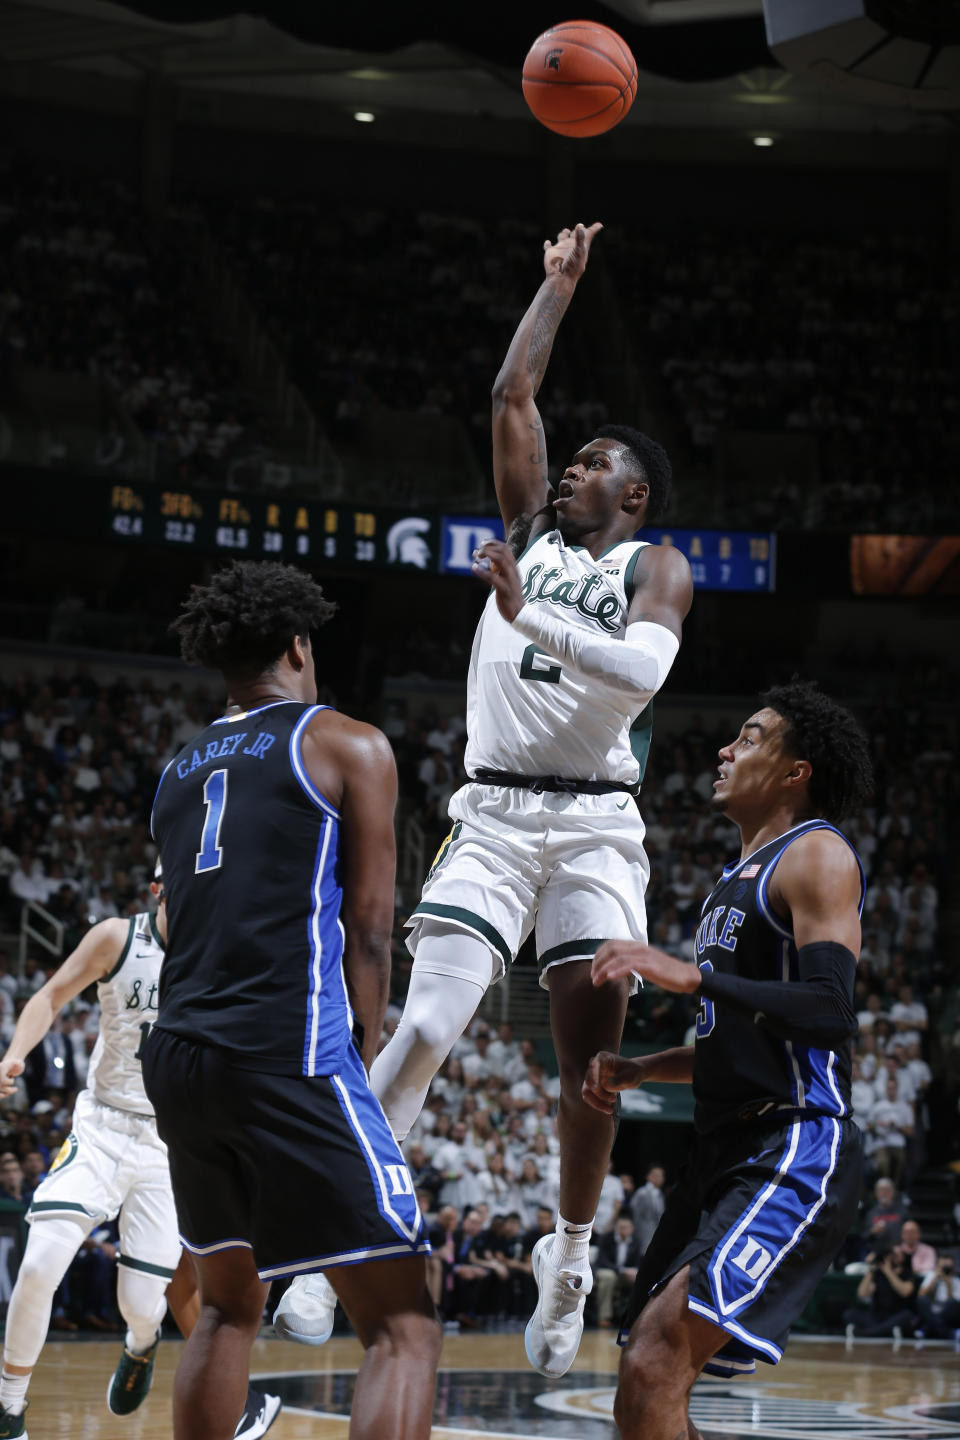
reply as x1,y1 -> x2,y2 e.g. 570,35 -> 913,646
0,0 -> 953,134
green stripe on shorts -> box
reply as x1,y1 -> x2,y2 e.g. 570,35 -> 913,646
410,902 -> 511,969
118,1254 -> 176,1279
537,938 -> 605,974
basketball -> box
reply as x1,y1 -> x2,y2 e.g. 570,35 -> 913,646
522,20 -> 638,138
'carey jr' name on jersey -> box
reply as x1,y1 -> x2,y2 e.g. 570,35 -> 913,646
696,904 -> 746,956
175,730 -> 276,780
521,563 -> 621,632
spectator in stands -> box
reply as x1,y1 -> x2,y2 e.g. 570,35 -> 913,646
861,1176 -> 907,1255
899,1219 -> 937,1277
917,1255 -> 960,1339
867,1076 -> 914,1187
629,1163 -> 666,1254
0,1151 -> 24,1204
845,1242 -> 919,1339
594,1214 -> 641,1329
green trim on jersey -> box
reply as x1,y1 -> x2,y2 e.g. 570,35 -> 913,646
410,903 -> 511,968
118,1254 -> 176,1279
28,1199 -> 98,1218
630,701 -> 655,785
148,912 -> 165,951
537,937 -> 604,973
622,543 -> 648,604
102,918 -> 136,983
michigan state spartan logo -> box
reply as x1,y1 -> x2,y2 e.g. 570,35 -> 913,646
48,1132 -> 78,1174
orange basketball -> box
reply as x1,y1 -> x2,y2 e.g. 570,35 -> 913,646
522,20 -> 638,138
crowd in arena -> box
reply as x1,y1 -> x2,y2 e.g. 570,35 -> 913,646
602,226 -> 959,532
0,657 -> 955,1335
0,163 -> 258,484
4,159 -> 956,532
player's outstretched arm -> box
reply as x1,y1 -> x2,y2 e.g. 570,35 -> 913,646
492,222 -> 602,535
306,714 -> 398,1073
0,917 -> 127,1097
583,1045 -> 694,1115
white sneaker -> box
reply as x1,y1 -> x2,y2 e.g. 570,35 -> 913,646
272,1273 -> 336,1346
524,1234 -> 593,1378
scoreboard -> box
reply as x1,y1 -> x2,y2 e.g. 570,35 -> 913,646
10,473 -> 777,593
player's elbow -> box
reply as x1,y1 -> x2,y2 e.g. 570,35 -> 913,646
492,372 -> 532,408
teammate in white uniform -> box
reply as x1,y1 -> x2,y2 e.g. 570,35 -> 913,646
0,882 -> 279,1440
276,221 -> 693,1376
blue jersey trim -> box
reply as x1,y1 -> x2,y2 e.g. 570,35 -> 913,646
707,1116 -> 841,1327
330,1047 -> 423,1246
150,754 -> 177,843
687,1296 -> 783,1365
210,699 -> 300,725
289,705 -> 340,819
258,1238 -> 431,1281
302,818 -> 350,1077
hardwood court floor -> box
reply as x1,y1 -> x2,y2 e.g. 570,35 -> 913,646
23,1328 -> 960,1438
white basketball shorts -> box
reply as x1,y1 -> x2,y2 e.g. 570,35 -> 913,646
406,781 -> 650,989
27,1087 -> 180,1279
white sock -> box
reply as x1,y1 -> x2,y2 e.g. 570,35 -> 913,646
552,1214 -> 593,1275
0,1369 -> 30,1415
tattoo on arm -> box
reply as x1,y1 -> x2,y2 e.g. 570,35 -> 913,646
528,419 -> 546,469
527,289 -> 571,391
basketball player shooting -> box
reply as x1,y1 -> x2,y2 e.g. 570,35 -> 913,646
277,219 -> 692,1379
584,681 -> 873,1440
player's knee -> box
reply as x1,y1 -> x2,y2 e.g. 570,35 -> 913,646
370,1305 -> 442,1365
618,1330 -> 683,1414
404,1010 -> 457,1063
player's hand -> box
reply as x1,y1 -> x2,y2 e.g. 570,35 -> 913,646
592,940 -> 702,994
472,539 -> 526,622
583,1050 -> 648,1114
0,1057 -> 24,1100
543,222 -> 603,281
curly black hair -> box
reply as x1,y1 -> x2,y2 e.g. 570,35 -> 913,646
171,560 -> 337,677
760,680 -> 874,822
592,425 -> 672,523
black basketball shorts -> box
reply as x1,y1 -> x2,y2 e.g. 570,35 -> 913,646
620,1112 -> 862,1376
143,1026 -> 429,1280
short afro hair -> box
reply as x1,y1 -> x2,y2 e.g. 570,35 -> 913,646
592,425 -> 672,523
760,680 -> 874,823
172,560 -> 337,677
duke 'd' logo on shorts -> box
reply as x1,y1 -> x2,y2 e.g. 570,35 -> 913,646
384,1164 -> 414,1197
729,1235 -> 774,1280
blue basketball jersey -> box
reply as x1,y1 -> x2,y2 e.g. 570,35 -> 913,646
692,819 -> 865,1135
151,700 -> 353,1077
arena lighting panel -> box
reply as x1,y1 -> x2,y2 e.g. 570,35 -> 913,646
764,0 -> 960,107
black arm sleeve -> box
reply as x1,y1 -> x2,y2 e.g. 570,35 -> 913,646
698,941 -> 858,1046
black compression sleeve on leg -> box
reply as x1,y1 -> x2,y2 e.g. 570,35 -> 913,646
697,941 -> 857,1046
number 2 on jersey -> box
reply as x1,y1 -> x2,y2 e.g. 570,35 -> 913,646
519,643 -> 562,685
196,768 -> 228,873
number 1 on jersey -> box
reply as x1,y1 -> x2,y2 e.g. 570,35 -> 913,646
196,768 -> 228,874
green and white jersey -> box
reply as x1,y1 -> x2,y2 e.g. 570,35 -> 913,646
86,911 -> 163,1117
464,530 -> 652,787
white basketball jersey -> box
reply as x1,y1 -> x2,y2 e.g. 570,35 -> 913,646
464,530 -> 651,786
85,912 -> 163,1116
